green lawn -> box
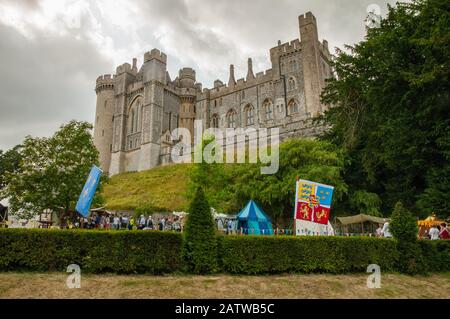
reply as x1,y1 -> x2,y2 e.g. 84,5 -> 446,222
102,164 -> 192,211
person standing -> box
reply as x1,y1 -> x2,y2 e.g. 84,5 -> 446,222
129,217 -> 135,230
113,215 -> 120,230
139,215 -> 146,230
381,221 -> 392,238
429,225 -> 440,240
439,223 -> 450,240
376,224 -> 383,238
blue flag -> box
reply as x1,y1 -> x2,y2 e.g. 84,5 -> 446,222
75,165 -> 102,217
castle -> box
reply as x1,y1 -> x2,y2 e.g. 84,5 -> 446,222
94,12 -> 332,175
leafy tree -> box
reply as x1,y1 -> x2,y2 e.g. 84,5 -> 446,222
0,145 -> 22,190
182,187 -> 218,274
390,201 -> 424,274
320,0 -> 450,217
0,121 -> 101,220
230,138 -> 347,220
187,135 -> 234,212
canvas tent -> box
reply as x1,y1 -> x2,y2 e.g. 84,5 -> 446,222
237,200 -> 273,235
335,214 -> 388,236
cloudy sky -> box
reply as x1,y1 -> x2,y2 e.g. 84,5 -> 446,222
0,0 -> 402,150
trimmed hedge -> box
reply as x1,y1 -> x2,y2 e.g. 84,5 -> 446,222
218,236 -> 399,274
0,229 -> 183,274
418,240 -> 450,272
0,229 -> 448,274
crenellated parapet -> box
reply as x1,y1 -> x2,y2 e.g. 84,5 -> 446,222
95,74 -> 115,93
144,48 -> 167,64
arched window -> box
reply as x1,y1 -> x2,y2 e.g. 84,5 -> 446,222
211,114 -> 219,128
288,77 -> 296,91
288,99 -> 299,115
244,105 -> 254,126
227,109 -> 237,128
262,99 -> 274,120
128,97 -> 142,134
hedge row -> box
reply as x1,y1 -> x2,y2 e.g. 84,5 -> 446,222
0,229 -> 183,274
218,236 -> 399,274
0,229 -> 448,274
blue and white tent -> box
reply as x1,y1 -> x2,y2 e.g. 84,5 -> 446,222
237,200 -> 274,235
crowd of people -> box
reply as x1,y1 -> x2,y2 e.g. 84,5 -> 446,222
70,213 -> 183,232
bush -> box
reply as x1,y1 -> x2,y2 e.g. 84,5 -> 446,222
390,201 -> 424,274
418,240 -> 450,272
218,236 -> 398,274
0,229 -> 183,274
182,187 -> 218,274
0,228 -> 448,275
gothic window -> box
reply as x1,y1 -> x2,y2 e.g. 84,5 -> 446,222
263,99 -> 274,120
241,90 -> 245,100
128,97 -> 142,134
288,77 -> 296,91
288,99 -> 299,115
211,114 -> 219,128
219,98 -> 223,106
244,104 -> 255,126
227,109 -> 237,128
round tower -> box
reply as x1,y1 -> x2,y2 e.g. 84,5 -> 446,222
178,68 -> 197,143
94,74 -> 115,173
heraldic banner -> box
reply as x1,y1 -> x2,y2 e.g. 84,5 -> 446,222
294,179 -> 335,236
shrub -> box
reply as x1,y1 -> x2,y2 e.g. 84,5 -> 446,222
182,187 -> 218,274
390,201 -> 424,274
218,236 -> 398,274
0,229 -> 183,274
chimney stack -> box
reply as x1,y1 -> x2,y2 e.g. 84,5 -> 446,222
228,64 -> 236,87
246,58 -> 255,82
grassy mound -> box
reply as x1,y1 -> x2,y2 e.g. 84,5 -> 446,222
102,164 -> 192,211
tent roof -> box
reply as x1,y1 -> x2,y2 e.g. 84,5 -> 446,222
337,214 -> 388,226
237,200 -> 271,222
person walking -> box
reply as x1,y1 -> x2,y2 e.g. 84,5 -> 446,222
138,215 -> 146,230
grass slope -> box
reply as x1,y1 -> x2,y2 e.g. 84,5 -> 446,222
102,164 -> 192,211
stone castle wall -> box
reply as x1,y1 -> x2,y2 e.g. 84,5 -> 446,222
94,12 -> 332,175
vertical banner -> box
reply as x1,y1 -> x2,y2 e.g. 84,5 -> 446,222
75,165 -> 102,217
294,179 -> 334,236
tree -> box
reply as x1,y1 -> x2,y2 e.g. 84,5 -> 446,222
0,145 -> 22,190
0,121 -> 101,220
182,187 -> 218,274
390,201 -> 424,274
187,136 -> 234,212
320,0 -> 450,217
230,138 -> 347,220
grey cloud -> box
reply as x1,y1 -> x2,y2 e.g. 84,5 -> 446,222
0,0 -> 404,151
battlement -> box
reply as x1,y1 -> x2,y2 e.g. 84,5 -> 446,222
95,74 -> 115,93
270,39 -> 301,56
214,79 -> 224,88
144,48 -> 167,64
299,11 -> 317,27
116,62 -> 135,76
179,67 -> 196,80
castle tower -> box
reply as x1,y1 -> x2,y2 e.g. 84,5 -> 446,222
299,12 -> 324,115
178,68 -> 197,143
138,49 -> 167,171
94,74 -> 115,173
